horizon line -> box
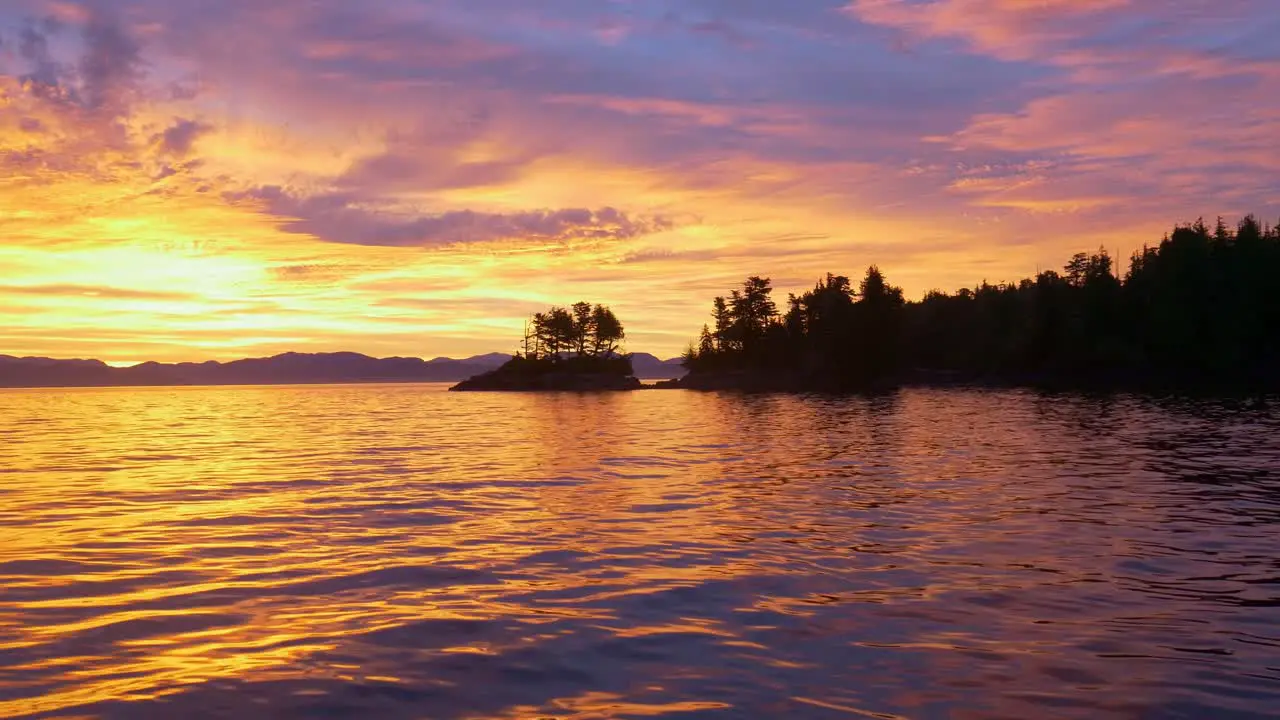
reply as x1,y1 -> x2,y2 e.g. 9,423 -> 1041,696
2,349 -> 684,370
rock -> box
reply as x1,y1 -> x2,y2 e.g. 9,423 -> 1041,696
450,370 -> 641,392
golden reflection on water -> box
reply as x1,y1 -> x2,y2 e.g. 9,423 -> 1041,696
1,385 -> 1279,719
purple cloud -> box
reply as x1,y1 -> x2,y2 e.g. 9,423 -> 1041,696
230,186 -> 675,248
152,117 -> 212,157
2,0 -> 1277,284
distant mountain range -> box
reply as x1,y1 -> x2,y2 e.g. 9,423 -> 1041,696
0,351 -> 686,388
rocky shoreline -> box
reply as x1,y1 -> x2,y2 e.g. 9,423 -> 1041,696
449,370 -> 642,392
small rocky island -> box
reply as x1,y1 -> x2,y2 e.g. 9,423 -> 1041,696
450,302 -> 642,391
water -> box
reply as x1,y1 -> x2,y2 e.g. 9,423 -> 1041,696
1,384 -> 1278,719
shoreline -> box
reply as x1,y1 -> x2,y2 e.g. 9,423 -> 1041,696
645,370 -> 1280,397
2,377 -> 1273,399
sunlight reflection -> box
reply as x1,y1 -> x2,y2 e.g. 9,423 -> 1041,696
1,385 -> 1278,718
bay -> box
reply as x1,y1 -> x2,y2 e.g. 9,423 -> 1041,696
1,384 -> 1278,719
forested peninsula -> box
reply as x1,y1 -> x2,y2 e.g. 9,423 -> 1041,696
667,215 -> 1280,393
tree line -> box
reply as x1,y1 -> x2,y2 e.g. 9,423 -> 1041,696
682,215 -> 1280,391
519,302 -> 626,362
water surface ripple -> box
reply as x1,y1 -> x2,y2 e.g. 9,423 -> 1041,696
1,385 -> 1279,718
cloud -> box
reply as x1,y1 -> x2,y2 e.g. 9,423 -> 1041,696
229,186 -> 676,248
0,284 -> 195,301
843,0 -> 1280,218
1,0 -> 1278,364
152,117 -> 211,157
2,5 -> 150,184
10,6 -> 141,118
846,0 -> 1130,61
17,18 -> 66,97
78,8 -> 142,113
847,0 -> 1279,77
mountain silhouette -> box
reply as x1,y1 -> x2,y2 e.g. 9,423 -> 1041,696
628,353 -> 686,379
0,351 -> 683,388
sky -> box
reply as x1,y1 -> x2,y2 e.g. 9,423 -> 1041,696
1,0 -> 1277,363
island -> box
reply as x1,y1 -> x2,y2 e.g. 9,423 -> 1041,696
450,302 -> 643,391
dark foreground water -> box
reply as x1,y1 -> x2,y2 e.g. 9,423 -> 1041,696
1,385 -> 1278,719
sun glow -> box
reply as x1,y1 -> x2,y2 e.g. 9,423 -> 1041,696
1,0 -> 1275,363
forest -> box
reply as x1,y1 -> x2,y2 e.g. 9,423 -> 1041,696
681,215 -> 1280,391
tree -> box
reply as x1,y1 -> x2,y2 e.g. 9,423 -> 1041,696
530,312 -> 549,358
1065,253 -> 1090,287
571,301 -> 594,356
697,324 -> 716,357
850,266 -> 905,382
712,296 -> 733,351
540,307 -> 576,360
790,273 -> 854,337
591,304 -> 625,357
729,276 -> 778,353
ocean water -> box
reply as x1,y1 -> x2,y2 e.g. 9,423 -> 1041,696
1,384 -> 1278,719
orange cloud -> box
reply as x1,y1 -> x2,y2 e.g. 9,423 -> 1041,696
849,0 -> 1133,61
0,0 -> 1276,363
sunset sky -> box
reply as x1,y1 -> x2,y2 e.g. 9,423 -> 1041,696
1,0 -> 1277,363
